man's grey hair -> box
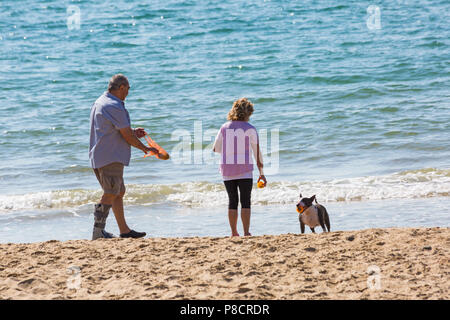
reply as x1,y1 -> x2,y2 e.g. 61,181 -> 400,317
108,74 -> 129,92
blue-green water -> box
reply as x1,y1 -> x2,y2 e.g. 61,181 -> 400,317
0,0 -> 449,242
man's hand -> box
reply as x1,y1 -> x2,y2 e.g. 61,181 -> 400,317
120,127 -> 149,153
145,146 -> 170,160
144,146 -> 159,155
133,127 -> 146,139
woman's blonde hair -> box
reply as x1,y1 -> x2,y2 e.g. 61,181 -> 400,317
227,98 -> 254,121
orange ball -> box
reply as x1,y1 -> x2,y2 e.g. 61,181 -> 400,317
257,181 -> 265,188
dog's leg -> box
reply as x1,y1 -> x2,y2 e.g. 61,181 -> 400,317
317,205 -> 326,232
299,215 -> 305,234
322,206 -> 331,232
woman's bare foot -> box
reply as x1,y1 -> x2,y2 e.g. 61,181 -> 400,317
244,232 -> 252,237
231,232 -> 240,237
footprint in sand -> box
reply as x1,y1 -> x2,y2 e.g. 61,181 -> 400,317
245,271 -> 261,277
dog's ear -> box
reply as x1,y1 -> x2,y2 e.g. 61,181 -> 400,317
310,195 -> 316,203
299,193 -> 302,199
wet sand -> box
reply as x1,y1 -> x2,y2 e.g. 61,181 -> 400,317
0,227 -> 448,299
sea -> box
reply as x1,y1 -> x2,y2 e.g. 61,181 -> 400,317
0,0 -> 449,243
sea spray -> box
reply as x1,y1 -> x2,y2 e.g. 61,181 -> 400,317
1,168 -> 448,213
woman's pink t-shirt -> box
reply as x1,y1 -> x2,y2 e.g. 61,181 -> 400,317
213,121 -> 259,178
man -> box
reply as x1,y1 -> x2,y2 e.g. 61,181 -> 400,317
89,74 -> 158,240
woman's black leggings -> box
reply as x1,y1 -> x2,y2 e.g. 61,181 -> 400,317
223,179 -> 253,210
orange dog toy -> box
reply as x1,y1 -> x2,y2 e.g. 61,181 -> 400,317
143,133 -> 169,160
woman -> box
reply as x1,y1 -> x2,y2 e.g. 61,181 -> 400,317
213,98 -> 267,237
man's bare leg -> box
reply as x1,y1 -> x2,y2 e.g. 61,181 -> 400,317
101,193 -> 116,206
111,193 -> 131,235
228,209 -> 239,237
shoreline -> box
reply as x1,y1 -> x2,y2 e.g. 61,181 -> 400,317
0,227 -> 448,299
3,196 -> 450,244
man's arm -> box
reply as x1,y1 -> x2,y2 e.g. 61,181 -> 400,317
119,127 -> 154,153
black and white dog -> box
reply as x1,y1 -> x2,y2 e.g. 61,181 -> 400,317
296,194 -> 331,234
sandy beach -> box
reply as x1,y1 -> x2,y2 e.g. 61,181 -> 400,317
0,227 -> 448,300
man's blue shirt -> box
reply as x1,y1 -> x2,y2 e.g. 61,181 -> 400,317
89,92 -> 131,169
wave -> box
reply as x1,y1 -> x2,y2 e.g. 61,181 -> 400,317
0,168 -> 449,212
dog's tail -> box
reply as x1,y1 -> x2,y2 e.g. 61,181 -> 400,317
313,195 -> 320,205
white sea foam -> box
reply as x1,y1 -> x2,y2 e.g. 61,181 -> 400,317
0,168 -> 449,213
